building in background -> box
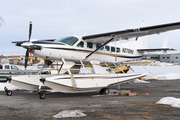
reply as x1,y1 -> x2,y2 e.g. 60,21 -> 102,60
0,54 -> 43,65
142,53 -> 180,64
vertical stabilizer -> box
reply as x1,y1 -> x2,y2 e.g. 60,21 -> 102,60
137,21 -> 148,49
162,37 -> 168,54
162,37 -> 168,48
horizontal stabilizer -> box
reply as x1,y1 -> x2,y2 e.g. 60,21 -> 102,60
137,48 -> 176,52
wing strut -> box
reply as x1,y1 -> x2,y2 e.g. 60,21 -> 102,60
85,35 -> 117,59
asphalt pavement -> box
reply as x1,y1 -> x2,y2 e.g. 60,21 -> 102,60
0,80 -> 180,120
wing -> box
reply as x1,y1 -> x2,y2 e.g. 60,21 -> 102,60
82,22 -> 180,44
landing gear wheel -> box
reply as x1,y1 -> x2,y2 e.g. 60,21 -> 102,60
100,88 -> 109,95
6,90 -> 12,96
104,88 -> 109,94
39,93 -> 46,99
100,89 -> 103,95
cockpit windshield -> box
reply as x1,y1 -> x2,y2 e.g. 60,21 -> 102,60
54,36 -> 79,46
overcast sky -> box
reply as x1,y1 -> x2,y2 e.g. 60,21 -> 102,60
0,0 -> 180,55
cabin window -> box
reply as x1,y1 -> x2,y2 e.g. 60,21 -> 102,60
101,47 -> 104,50
77,41 -> 84,48
5,65 -> 9,69
105,46 -> 110,51
96,44 -> 104,50
176,57 -> 178,59
87,42 -> 93,48
111,47 -> 115,52
11,66 -> 19,70
96,44 -> 101,49
0,65 -> 2,69
117,48 -> 120,53
54,36 -> 79,46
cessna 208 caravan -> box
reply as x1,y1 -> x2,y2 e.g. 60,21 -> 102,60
8,21 -> 180,99
13,21 -> 177,66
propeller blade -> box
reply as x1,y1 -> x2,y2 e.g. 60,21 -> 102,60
25,49 -> 30,70
29,21 -> 32,42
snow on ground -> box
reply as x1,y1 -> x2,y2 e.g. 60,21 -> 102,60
131,66 -> 180,80
133,79 -> 150,83
156,97 -> 180,108
144,73 -> 180,80
147,61 -> 174,66
53,110 -> 87,119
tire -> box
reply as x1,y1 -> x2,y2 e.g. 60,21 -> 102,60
100,89 -> 104,95
6,90 -> 12,96
100,87 -> 109,95
39,93 -> 46,99
104,88 -> 109,94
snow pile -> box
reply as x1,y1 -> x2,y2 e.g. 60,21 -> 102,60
53,110 -> 87,118
144,73 -> 180,80
131,66 -> 180,80
0,83 -> 20,91
156,97 -> 180,108
148,62 -> 174,66
133,79 -> 150,83
145,61 -> 175,66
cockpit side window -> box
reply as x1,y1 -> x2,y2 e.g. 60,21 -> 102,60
11,66 -> 19,70
54,36 -> 79,46
87,42 -> 93,48
77,41 -> 84,48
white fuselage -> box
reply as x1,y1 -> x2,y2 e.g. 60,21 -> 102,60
25,36 -> 144,63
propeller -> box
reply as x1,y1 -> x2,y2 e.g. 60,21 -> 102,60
24,21 -> 32,70
29,21 -> 32,41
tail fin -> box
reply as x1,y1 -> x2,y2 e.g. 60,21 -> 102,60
162,37 -> 168,54
137,37 -> 175,53
135,21 -> 148,49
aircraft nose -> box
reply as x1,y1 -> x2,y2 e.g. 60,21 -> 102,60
21,42 -> 33,48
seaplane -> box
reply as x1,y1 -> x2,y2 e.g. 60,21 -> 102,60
8,21 -> 179,99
